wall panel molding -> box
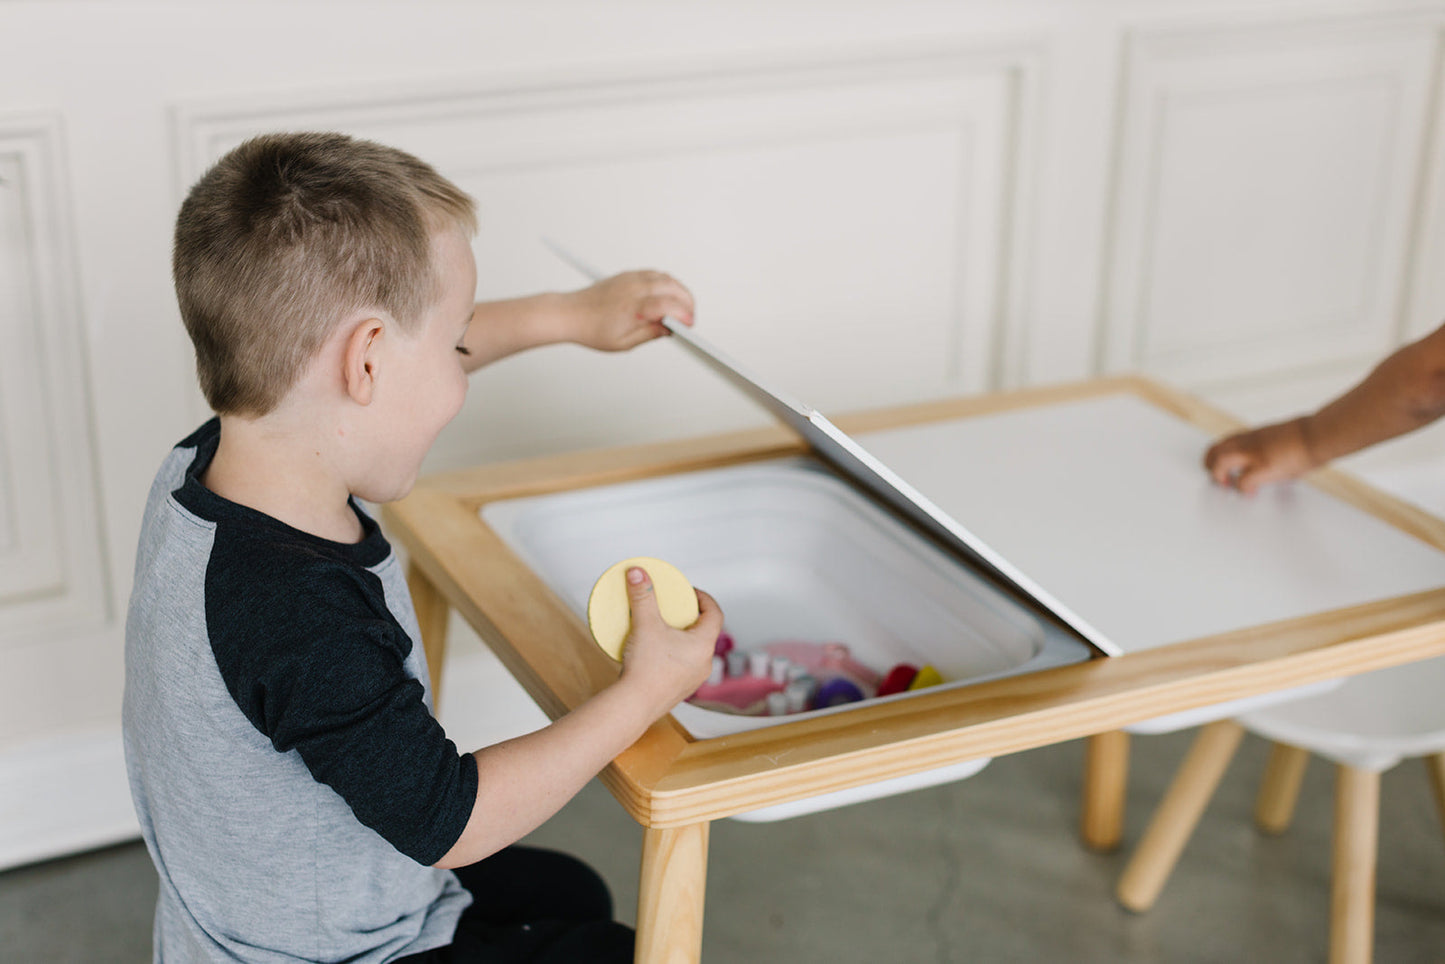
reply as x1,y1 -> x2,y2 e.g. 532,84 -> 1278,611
1405,29 -> 1445,340
171,46 -> 1043,460
1103,17 -> 1438,390
0,113 -> 108,643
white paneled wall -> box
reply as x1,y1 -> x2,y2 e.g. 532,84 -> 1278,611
0,116 -> 108,641
3,1 -> 1445,869
1104,19 -> 1437,385
176,50 -> 1034,460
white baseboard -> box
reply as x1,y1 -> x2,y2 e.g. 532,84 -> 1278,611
0,726 -> 140,871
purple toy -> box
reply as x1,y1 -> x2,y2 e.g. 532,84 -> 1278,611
812,677 -> 865,709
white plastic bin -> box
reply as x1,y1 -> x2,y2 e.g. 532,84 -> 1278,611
481,456 -> 1093,741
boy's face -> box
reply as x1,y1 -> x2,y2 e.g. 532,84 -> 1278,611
357,227 -> 476,503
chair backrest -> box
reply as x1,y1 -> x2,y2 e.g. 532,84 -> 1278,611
1125,678 -> 1343,735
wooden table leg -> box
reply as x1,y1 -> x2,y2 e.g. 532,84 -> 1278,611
1255,742 -> 1310,835
1423,753 -> 1445,843
1116,720 -> 1244,912
406,560 -> 451,710
636,823 -> 709,964
1081,730 -> 1130,851
1331,765 -> 1379,964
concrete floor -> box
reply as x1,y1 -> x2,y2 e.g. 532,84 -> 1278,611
4,729 -> 1444,962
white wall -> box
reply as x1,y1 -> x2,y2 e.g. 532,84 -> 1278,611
4,0 -> 1445,869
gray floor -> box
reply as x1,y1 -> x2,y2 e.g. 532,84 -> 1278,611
3,731 -> 1443,962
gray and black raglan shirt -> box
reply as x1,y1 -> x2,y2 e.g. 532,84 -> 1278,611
123,420 -> 477,962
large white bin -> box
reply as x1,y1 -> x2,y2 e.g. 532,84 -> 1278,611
482,457 -> 1093,820
481,456 -> 1093,737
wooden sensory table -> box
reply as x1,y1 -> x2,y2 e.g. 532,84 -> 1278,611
382,375 -> 1445,964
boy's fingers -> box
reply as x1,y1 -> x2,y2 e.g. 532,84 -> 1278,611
625,567 -> 664,630
692,589 -> 724,634
637,293 -> 693,326
656,279 -> 695,322
641,271 -> 693,305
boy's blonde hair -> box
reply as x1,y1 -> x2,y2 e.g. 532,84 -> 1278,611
173,132 -> 477,416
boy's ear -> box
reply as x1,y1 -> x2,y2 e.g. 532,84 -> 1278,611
342,318 -> 385,405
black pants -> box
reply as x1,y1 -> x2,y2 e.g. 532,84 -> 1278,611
395,846 -> 634,963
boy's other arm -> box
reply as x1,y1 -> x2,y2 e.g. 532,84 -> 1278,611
433,567 -> 720,869
1205,321 -> 1445,493
459,271 -> 695,371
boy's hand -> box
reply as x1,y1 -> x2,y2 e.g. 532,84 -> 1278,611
617,566 -> 721,718
563,271 -> 695,352
1204,417 -> 1318,494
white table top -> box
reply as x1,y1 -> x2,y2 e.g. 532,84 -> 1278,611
856,393 -> 1445,654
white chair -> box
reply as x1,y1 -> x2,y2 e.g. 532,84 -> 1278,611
1079,680 -> 1342,850
1113,656 -> 1445,964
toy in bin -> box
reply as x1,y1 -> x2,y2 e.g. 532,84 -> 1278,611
586,556 -> 945,717
691,634 -> 945,717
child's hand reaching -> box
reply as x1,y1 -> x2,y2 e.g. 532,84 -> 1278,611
617,566 -> 721,718
563,271 -> 696,352
1204,417 -> 1318,494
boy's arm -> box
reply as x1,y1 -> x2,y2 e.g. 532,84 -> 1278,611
1205,321 -> 1445,493
433,567 -> 721,869
458,271 -> 695,372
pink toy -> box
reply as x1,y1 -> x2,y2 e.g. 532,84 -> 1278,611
688,673 -> 782,715
763,640 -> 881,692
688,639 -> 893,717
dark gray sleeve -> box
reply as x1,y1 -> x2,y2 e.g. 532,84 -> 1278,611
205,537 -> 477,865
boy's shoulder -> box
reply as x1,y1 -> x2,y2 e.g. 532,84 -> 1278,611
135,420 -> 424,740
141,419 -> 405,653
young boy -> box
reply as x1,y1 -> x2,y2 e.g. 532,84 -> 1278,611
1205,323 -> 1445,490
123,131 -> 723,963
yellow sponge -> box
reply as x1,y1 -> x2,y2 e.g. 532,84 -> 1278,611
586,557 -> 700,661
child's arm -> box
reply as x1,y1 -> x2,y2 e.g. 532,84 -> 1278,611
1205,321 -> 1445,493
433,566 -> 721,869
458,271 -> 695,371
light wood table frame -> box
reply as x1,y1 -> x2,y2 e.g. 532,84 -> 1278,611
383,376 -> 1445,964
